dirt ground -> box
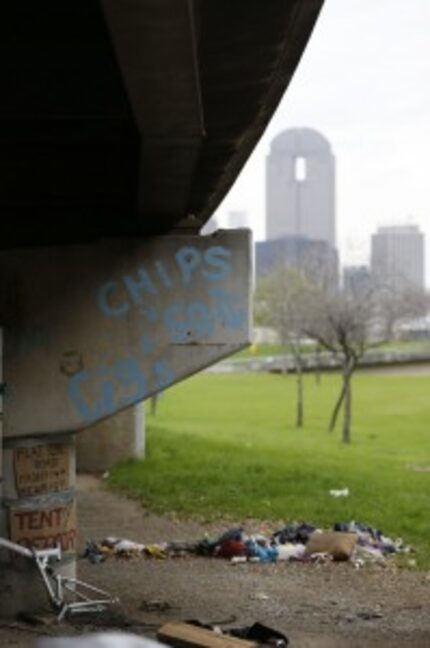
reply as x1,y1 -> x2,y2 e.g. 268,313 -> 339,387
1,475 -> 430,648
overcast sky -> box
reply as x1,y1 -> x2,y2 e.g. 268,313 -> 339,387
212,0 -> 430,284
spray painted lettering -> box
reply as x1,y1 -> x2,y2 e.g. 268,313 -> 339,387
68,245 -> 245,423
96,245 -> 232,318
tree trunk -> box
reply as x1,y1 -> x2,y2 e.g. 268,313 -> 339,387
281,342 -> 288,375
314,346 -> 321,385
296,355 -> 304,428
342,371 -> 352,444
328,378 -> 347,432
340,357 -> 356,444
328,355 -> 355,433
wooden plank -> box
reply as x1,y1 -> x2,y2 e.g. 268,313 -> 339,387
158,622 -> 258,648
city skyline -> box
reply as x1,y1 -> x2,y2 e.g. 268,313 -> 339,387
265,127 -> 336,247
211,0 -> 430,287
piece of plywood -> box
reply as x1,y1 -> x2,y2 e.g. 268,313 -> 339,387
158,623 -> 258,648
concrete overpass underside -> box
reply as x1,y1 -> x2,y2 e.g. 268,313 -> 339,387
0,0 -> 323,248
0,0 -> 324,617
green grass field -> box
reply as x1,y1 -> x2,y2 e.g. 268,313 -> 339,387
109,371 -> 430,566
232,339 -> 430,359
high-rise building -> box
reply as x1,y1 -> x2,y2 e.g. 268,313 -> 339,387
370,225 -> 425,291
255,236 -> 338,291
343,265 -> 372,298
265,127 -> 336,246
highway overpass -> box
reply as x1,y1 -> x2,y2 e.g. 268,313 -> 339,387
0,0 -> 324,616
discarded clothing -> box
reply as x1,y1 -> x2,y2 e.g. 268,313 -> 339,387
87,520 -> 412,567
184,620 -> 289,648
333,521 -> 409,556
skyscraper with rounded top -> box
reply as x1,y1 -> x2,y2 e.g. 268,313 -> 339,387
266,127 -> 336,247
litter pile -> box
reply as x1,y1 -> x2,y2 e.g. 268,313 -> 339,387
84,520 -> 412,568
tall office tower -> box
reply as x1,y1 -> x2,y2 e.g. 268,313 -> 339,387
371,225 -> 425,291
266,127 -> 336,246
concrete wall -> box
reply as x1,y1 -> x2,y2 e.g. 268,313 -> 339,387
0,433 -> 77,617
0,231 -> 251,616
0,230 -> 251,438
77,404 -> 145,473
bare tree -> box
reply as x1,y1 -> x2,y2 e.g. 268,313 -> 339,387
255,267 -> 316,428
256,255 -> 428,443
303,289 -> 373,442
304,283 -> 429,443
376,284 -> 429,340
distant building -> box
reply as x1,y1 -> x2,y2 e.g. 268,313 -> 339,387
343,265 -> 372,298
266,127 -> 336,247
370,225 -> 425,291
255,235 -> 338,290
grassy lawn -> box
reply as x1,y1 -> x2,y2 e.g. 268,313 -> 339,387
109,371 -> 430,566
232,339 -> 430,359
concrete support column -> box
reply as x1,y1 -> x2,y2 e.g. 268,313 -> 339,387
0,433 -> 77,617
77,403 -> 145,473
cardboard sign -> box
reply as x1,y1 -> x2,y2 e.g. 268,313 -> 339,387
9,500 -> 77,553
14,444 -> 71,497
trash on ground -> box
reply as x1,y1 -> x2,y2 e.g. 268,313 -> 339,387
157,621 -> 289,648
228,621 -> 288,647
356,610 -> 384,621
249,592 -> 270,601
305,532 -> 357,562
84,520 -> 413,568
158,621 -> 257,648
329,488 -> 349,497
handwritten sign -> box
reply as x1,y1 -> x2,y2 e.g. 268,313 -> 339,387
9,500 -> 77,553
14,445 -> 71,497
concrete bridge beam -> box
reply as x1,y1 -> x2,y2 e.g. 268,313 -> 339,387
0,230 -> 251,616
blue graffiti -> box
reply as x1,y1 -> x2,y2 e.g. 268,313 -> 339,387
73,244 -> 244,423
153,359 -> 175,390
96,245 -> 233,319
123,268 -> 158,304
209,287 -> 246,330
113,357 -> 147,408
202,246 -> 232,282
69,356 -> 151,423
97,281 -> 129,318
140,334 -> 156,355
162,291 -> 243,343
162,303 -> 189,343
162,300 -> 217,343
175,246 -> 202,285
